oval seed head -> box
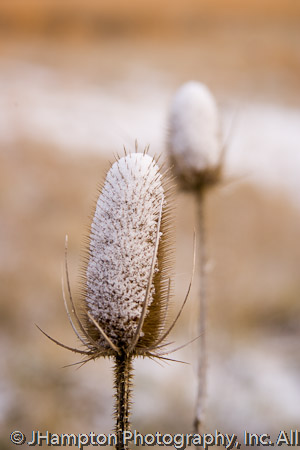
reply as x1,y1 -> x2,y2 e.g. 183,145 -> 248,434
167,81 -> 222,191
81,152 -> 173,353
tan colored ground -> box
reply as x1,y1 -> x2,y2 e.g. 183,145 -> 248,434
0,0 -> 299,32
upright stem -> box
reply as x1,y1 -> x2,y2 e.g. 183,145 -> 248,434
114,351 -> 133,450
194,189 -> 207,434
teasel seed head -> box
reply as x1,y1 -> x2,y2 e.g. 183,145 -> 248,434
75,150 -> 175,359
167,81 -> 223,191
38,148 -> 187,367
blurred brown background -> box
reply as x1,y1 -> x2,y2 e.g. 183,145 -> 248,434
0,1 -> 300,448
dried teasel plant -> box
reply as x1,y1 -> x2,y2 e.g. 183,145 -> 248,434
167,81 -> 224,433
38,148 -> 194,450
168,81 -> 224,191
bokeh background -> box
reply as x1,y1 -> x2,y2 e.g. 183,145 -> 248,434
1,0 -> 300,448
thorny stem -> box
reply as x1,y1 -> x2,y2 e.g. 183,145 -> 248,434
114,351 -> 133,450
194,189 -> 207,434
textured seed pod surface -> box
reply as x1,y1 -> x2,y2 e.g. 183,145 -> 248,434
85,153 -> 164,348
168,81 -> 222,190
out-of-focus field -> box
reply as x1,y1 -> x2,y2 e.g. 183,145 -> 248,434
0,0 -> 299,35
0,1 -> 300,448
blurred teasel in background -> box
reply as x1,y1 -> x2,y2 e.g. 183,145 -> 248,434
167,81 -> 224,433
167,81 -> 223,191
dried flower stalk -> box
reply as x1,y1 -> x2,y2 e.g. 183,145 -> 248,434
167,81 -> 223,433
39,148 -> 193,450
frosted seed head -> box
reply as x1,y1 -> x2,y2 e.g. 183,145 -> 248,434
81,152 -> 173,352
168,81 -> 222,191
